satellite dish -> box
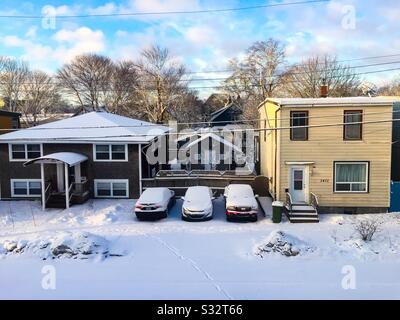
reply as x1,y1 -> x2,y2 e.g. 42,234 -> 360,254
360,82 -> 378,97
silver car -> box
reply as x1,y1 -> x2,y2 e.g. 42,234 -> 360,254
135,188 -> 175,221
182,186 -> 214,221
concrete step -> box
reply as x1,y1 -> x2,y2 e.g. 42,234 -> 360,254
289,216 -> 320,223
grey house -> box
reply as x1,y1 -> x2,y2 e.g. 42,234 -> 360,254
0,111 -> 169,209
169,131 -> 250,172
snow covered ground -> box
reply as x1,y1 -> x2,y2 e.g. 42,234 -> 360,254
1,197 -> 400,300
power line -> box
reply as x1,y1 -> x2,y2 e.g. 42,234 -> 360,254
2,65 -> 400,90
0,0 -> 330,19
187,67 -> 400,89
3,59 -> 400,86
185,53 -> 400,75
2,118 -> 399,140
2,108 -> 400,133
2,108 -> 400,132
185,60 -> 400,81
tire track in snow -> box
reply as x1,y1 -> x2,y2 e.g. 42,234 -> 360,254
148,234 -> 233,300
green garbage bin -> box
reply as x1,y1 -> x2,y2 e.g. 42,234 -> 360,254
272,201 -> 284,223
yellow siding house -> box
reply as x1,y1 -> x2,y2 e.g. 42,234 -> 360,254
258,97 -> 397,215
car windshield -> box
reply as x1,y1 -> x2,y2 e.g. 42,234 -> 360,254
185,187 -> 210,201
228,185 -> 254,198
139,188 -> 166,203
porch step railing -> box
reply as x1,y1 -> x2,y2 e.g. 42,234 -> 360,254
68,183 -> 74,205
285,191 -> 319,223
73,179 -> 89,195
43,182 -> 52,208
310,192 -> 319,211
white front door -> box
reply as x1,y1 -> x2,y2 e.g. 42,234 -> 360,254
290,166 -> 308,203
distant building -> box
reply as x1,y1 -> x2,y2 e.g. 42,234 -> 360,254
0,110 -> 21,134
208,99 -> 243,127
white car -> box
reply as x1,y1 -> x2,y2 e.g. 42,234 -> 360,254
182,186 -> 214,221
135,188 -> 175,220
224,184 -> 258,222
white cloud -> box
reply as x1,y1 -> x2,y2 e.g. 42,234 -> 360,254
25,26 -> 38,38
52,27 -> 106,62
2,27 -> 105,70
130,0 -> 198,13
87,2 -> 118,15
185,26 -> 215,47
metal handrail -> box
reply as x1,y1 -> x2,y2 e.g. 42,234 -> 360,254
310,192 -> 319,210
286,192 -> 293,212
44,183 -> 52,205
68,183 -> 73,203
73,179 -> 89,194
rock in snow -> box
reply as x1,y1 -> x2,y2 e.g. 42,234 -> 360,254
254,230 -> 315,257
0,232 -> 114,260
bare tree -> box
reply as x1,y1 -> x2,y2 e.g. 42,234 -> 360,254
281,55 -> 361,98
56,54 -> 114,110
378,78 -> 400,96
19,70 -> 58,127
0,57 -> 29,112
105,60 -> 138,114
222,39 -> 286,120
132,45 -> 191,123
167,90 -> 204,123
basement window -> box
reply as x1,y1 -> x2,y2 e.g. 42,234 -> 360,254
94,180 -> 129,198
11,180 -> 41,197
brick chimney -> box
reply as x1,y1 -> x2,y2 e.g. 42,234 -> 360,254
320,79 -> 328,98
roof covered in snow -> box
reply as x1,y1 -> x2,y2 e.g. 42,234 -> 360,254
0,112 -> 170,143
24,152 -> 88,167
260,97 -> 400,108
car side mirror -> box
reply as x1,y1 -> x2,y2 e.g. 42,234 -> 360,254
211,197 -> 216,201
181,196 -> 185,200
255,194 -> 259,198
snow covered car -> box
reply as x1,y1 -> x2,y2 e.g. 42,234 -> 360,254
224,184 -> 259,222
135,188 -> 175,220
181,186 -> 214,221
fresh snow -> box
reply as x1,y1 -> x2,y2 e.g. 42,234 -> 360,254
0,111 -> 170,143
24,152 -> 88,166
1,198 -> 400,299
137,188 -> 173,205
266,96 -> 400,107
225,184 -> 258,209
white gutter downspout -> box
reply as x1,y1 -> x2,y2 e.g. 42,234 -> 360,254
138,144 -> 143,195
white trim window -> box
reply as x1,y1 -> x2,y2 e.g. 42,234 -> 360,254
93,144 -> 128,161
94,180 -> 129,198
9,144 -> 42,161
11,179 -> 42,197
334,162 -> 369,193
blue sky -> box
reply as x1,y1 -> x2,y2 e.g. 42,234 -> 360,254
0,0 -> 399,95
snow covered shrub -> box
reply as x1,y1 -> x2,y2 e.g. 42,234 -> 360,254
355,219 -> 381,241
